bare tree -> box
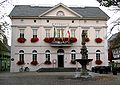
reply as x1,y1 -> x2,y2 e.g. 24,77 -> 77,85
97,0 -> 120,7
97,0 -> 120,38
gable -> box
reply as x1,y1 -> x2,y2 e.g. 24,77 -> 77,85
39,3 -> 82,17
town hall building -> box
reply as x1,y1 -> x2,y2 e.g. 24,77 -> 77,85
9,3 -> 109,72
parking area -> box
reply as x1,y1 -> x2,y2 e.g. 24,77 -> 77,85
0,72 -> 120,85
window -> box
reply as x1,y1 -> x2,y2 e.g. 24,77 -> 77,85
56,29 -> 64,38
47,20 -> 49,23
96,30 -> 100,38
20,29 -> 24,38
57,29 -> 60,38
71,50 -> 76,61
71,29 -> 75,37
45,29 -> 50,37
33,29 -> 37,38
56,11 -> 64,16
34,20 -> 36,23
45,50 -> 50,61
19,50 -> 24,61
72,20 -> 74,23
32,50 -> 37,61
96,50 -> 100,60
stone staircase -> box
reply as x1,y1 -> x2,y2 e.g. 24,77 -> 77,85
36,68 -> 81,72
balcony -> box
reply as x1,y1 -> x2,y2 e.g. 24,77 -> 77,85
44,37 -> 77,47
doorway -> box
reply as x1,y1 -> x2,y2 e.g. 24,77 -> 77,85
57,49 -> 64,68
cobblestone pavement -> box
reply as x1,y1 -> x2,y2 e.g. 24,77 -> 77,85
0,72 -> 120,85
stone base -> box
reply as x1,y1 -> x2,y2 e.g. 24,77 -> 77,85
74,71 -> 92,78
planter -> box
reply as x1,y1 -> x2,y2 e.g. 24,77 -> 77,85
31,61 -> 38,66
95,38 -> 102,43
31,37 -> 39,43
44,37 -> 77,43
70,60 -> 76,64
112,67 -> 117,75
95,60 -> 102,65
17,38 -> 26,43
17,61 -> 25,65
85,37 -> 90,42
70,37 -> 77,43
44,37 -> 54,43
44,61 -> 52,65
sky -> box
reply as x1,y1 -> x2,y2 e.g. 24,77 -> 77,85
1,0 -> 120,45
2,0 -> 112,16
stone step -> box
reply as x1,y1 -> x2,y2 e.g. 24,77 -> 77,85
36,68 -> 81,72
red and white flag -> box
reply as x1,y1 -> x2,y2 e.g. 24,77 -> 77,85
67,30 -> 70,42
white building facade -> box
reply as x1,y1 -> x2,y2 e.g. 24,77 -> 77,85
9,3 -> 109,72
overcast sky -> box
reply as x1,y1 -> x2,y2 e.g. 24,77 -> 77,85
13,0 -> 99,6
3,0 -> 111,15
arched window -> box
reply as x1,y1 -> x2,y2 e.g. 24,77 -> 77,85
45,50 -> 50,61
71,50 -> 76,61
56,11 -> 64,16
96,50 -> 100,60
32,50 -> 37,61
19,50 -> 24,61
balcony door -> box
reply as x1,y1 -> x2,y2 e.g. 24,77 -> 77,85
57,49 -> 64,68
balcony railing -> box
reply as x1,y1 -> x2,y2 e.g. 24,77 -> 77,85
44,37 -> 77,47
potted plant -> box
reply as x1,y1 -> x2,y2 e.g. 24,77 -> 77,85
17,61 -> 25,65
112,61 -> 117,75
70,60 -> 76,64
31,61 -> 38,66
31,37 -> 39,43
70,37 -> 77,43
44,37 -> 54,43
95,38 -> 102,43
44,61 -> 52,65
17,37 -> 26,43
95,60 -> 102,65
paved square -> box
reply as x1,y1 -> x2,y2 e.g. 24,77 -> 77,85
0,72 -> 120,85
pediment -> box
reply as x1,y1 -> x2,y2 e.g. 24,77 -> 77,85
39,3 -> 82,18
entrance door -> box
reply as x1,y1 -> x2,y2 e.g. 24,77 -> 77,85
58,55 -> 64,67
57,49 -> 64,68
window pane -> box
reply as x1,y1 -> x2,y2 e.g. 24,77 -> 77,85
32,29 -> 37,38
20,29 -> 24,33
71,50 -> 76,60
46,29 -> 50,37
71,30 -> 75,37
20,29 -> 24,38
45,50 -> 50,61
57,29 -> 60,38
96,30 -> 100,38
32,50 -> 37,61
96,50 -> 100,60
33,29 -> 37,35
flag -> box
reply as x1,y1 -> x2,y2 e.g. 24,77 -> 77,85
67,30 -> 70,42
108,48 -> 113,63
54,27 -> 56,38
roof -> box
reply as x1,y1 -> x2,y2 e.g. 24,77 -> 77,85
9,4 -> 109,20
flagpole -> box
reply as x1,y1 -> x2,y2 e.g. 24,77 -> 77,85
53,25 -> 56,42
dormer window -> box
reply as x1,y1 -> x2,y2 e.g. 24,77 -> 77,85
56,11 -> 64,16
